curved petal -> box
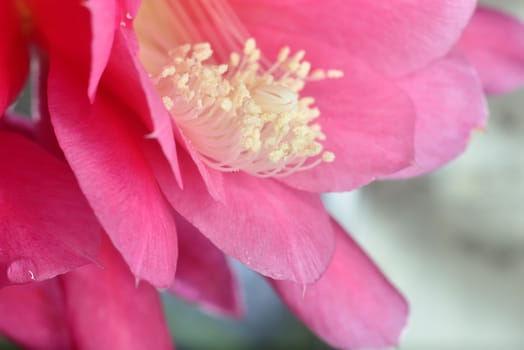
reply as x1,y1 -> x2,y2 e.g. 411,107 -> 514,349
102,29 -> 182,187
0,131 -> 101,287
271,219 -> 408,349
170,212 -> 243,318
0,281 -> 71,350
62,236 -> 174,350
388,54 -> 487,178
153,149 -> 335,284
86,0 -> 119,100
231,0 -> 476,76
246,26 -> 416,192
457,6 -> 524,94
48,68 -> 178,288
0,0 -> 29,115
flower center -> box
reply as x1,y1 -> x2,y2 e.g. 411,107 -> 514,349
153,39 -> 341,177
137,0 -> 342,177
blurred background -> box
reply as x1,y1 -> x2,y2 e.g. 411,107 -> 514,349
2,1 -> 524,349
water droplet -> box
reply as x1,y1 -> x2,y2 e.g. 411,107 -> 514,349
7,258 -> 38,283
120,21 -> 126,27
125,12 -> 133,20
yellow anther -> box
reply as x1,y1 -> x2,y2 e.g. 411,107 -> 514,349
322,152 -> 335,162
177,73 -> 189,89
309,69 -> 326,80
327,69 -> 344,78
277,47 -> 290,62
162,96 -> 174,110
220,98 -> 233,111
230,52 -> 240,67
297,62 -> 311,78
161,66 -> 176,78
244,38 -> 256,55
192,43 -> 213,61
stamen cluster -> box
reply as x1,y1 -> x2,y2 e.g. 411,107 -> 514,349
154,39 -> 341,177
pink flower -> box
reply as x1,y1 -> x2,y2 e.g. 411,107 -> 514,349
2,1 -> 524,349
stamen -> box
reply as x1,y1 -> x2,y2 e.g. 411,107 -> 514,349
153,39 -> 343,177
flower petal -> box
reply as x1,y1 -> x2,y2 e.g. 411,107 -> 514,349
102,29 -> 182,187
0,131 -> 101,286
232,0 -> 476,76
48,70 -> 178,288
271,219 -> 408,349
62,236 -> 174,350
153,149 -> 335,284
246,26 -> 416,192
457,6 -> 524,94
388,54 -> 487,178
0,281 -> 71,349
86,0 -> 119,100
170,212 -> 243,318
0,1 -> 29,115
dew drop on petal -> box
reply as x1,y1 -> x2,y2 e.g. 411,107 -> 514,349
7,258 -> 38,283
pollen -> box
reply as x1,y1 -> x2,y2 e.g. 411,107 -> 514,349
152,39 -> 343,177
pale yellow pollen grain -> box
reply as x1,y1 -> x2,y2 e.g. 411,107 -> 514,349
230,52 -> 240,67
220,98 -> 233,111
322,151 -> 335,162
309,69 -> 326,80
177,73 -> 189,89
297,62 -> 311,79
192,43 -> 213,61
244,38 -> 256,55
217,64 -> 228,75
248,49 -> 261,63
293,50 -> 306,62
327,69 -> 344,78
161,66 -> 176,78
162,96 -> 174,110
278,47 -> 290,62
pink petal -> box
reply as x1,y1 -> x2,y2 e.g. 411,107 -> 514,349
0,1 -> 29,115
246,26 -> 416,192
62,236 -> 174,350
231,0 -> 476,76
86,0 -> 119,100
170,212 -> 243,318
457,6 -> 524,94
173,127 -> 226,201
153,149 -> 335,284
0,281 -> 71,349
102,29 -> 182,187
48,69 -> 178,288
0,131 -> 101,286
388,54 -> 487,178
271,219 -> 408,349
